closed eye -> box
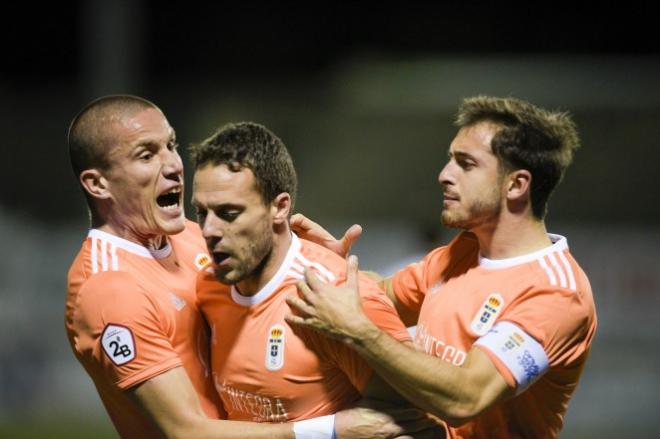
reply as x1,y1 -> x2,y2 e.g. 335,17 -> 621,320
218,209 -> 241,222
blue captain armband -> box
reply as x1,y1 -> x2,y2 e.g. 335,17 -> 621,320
474,321 -> 549,394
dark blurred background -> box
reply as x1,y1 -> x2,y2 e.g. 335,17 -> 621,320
1,2 -> 659,437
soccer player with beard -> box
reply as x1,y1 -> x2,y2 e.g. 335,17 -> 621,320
287,96 -> 597,438
190,122 -> 441,437
65,96 -> 434,439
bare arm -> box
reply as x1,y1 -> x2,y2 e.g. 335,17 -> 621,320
131,365 -> 435,439
286,256 -> 513,426
129,366 -> 293,439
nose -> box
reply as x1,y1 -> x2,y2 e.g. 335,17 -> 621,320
163,148 -> 184,181
438,161 -> 453,187
200,211 -> 222,242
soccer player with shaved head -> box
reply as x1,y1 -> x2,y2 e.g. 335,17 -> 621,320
65,96 -> 434,439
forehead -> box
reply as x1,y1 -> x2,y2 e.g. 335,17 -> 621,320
192,164 -> 261,204
449,121 -> 498,158
106,108 -> 173,153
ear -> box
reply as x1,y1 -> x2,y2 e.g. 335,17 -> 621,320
505,169 -> 532,202
80,169 -> 112,200
271,192 -> 291,225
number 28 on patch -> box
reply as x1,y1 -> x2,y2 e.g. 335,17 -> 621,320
101,324 -> 136,366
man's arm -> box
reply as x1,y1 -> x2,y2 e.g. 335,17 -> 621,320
129,366 -> 293,439
286,256 -> 513,426
131,365 -> 433,439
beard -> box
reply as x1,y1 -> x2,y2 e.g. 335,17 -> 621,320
213,226 -> 273,286
441,188 -> 502,230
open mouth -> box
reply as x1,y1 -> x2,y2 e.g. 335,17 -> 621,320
156,187 -> 182,210
212,252 -> 231,265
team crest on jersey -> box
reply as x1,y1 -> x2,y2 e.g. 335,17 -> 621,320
265,324 -> 286,371
470,293 -> 504,336
101,324 -> 136,366
170,292 -> 187,311
195,253 -> 212,270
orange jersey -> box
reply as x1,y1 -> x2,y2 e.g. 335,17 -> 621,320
65,221 -> 221,438
197,234 -> 411,422
392,232 -> 597,439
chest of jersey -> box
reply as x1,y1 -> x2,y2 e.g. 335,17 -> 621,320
415,264 -> 533,364
202,283 -> 360,422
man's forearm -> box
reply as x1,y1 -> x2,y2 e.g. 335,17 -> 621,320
348,320 -> 508,426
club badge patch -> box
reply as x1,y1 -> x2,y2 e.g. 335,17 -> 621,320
265,324 -> 286,371
470,293 -> 504,336
101,324 -> 136,366
195,253 -> 212,270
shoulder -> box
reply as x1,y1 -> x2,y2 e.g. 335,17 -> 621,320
296,238 -> 347,283
71,271 -> 163,330
431,231 -> 479,265
395,231 -> 479,282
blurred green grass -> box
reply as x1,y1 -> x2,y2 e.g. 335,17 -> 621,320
0,417 -> 116,439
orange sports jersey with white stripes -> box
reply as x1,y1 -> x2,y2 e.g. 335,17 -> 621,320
392,232 -> 597,439
66,221 -> 222,438
197,233 -> 411,422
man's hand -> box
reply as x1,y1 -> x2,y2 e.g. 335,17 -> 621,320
335,405 -> 446,439
290,213 -> 362,258
286,255 -> 378,346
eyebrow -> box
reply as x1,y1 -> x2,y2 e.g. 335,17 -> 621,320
191,201 -> 243,210
134,131 -> 177,149
449,150 -> 478,162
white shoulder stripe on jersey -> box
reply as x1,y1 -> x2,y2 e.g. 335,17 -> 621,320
294,256 -> 331,283
547,252 -> 567,288
537,256 -> 557,286
110,243 -> 118,271
474,321 -> 549,395
294,253 -> 336,283
556,250 -> 577,290
91,236 -> 99,274
101,238 -> 109,272
90,237 -> 119,273
291,261 -> 305,274
286,270 -> 304,280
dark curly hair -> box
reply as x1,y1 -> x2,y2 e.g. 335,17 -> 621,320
190,122 -> 297,212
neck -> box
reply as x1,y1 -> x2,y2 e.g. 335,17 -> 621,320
94,216 -> 167,251
470,214 -> 551,260
236,230 -> 292,296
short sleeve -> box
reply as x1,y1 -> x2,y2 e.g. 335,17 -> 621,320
392,233 -> 480,315
475,287 -> 595,391
391,249 -> 441,314
358,276 -> 411,343
504,287 -> 595,367
74,271 -> 182,390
